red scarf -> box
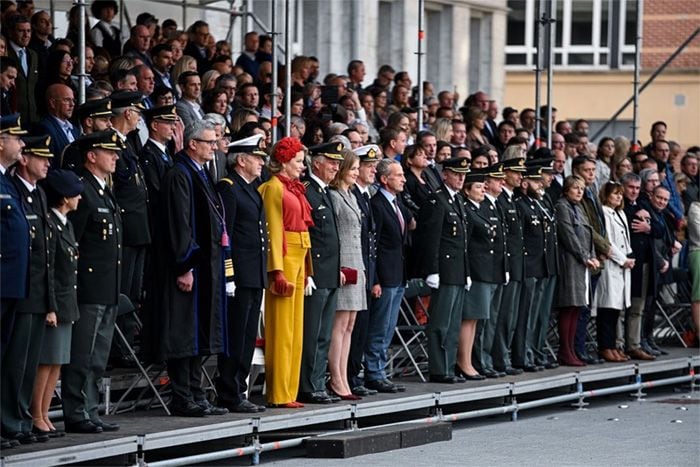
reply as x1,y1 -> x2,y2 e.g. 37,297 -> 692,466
277,174 -> 314,227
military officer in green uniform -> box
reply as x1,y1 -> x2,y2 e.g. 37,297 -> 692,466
492,157 -> 527,375
61,130 -> 124,434
299,142 -> 344,404
416,157 -> 470,383
473,163 -> 510,378
512,165 -> 549,372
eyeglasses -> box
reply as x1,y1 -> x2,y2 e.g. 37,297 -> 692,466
195,138 -> 218,146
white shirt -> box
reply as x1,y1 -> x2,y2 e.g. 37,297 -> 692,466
309,172 -> 328,191
51,207 -> 68,225
148,138 -> 167,154
17,174 -> 35,192
92,173 -> 106,190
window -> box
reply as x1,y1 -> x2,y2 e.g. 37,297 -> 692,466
506,0 -> 639,70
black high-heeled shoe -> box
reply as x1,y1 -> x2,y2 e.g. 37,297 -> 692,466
454,365 -> 486,380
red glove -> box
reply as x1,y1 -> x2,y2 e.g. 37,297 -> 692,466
271,270 -> 294,297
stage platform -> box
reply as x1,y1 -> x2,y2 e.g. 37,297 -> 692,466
2,347 -> 698,466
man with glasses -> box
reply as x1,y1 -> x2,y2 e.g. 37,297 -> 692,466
37,84 -> 79,168
183,20 -> 212,73
155,119 -> 228,416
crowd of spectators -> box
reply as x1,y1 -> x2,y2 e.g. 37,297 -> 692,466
1,0 -> 699,448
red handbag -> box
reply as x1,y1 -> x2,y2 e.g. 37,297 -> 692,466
340,267 -> 358,285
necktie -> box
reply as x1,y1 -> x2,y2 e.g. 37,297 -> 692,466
64,123 -> 75,143
18,48 -> 27,75
393,197 -> 405,233
362,191 -> 370,205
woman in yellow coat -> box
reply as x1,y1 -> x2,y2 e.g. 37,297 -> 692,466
258,137 -> 313,407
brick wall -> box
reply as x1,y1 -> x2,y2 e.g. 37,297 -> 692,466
641,0 -> 700,69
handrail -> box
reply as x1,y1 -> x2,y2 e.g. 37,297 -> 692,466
591,26 -> 700,142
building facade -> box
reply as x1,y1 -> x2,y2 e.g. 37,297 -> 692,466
503,0 -> 700,148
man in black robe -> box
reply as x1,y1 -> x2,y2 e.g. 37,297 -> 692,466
158,119 -> 228,417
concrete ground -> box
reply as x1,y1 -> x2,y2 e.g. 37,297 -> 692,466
261,386 -> 700,466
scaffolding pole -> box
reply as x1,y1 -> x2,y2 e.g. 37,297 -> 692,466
77,0 -> 87,104
632,0 -> 643,148
545,0 -> 554,148
534,0 -> 545,146
284,0 -> 291,136
416,0 -> 425,130
270,0 -> 279,143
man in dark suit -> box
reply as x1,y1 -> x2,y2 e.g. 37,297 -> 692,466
0,59 -> 19,116
546,149 -> 565,201
348,145 -> 379,396
299,142 -> 343,404
36,84 -> 80,167
364,158 -> 414,393
215,135 -> 268,413
416,157 -> 470,383
183,20 -> 212,73
2,135 -> 54,445
61,130 -> 124,434
492,157 -> 527,375
5,15 -> 39,128
156,120 -> 228,417
622,172 -> 661,360
151,44 -> 174,91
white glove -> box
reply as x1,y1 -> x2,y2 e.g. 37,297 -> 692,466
465,276 -> 472,291
304,276 -> 317,296
426,274 -> 440,289
225,281 -> 236,297
504,272 -> 510,285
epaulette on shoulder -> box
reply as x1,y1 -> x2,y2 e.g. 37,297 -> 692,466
303,181 -> 310,188
219,177 -> 234,186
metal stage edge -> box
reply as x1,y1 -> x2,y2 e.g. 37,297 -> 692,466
2,354 -> 698,467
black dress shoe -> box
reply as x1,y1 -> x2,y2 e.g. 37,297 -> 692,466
1,437 -> 12,449
3,431 -> 36,444
351,385 -> 377,396
501,367 -> 524,376
429,374 -> 466,384
31,426 -> 50,442
519,365 -> 539,372
2,435 -> 20,447
170,401 -> 207,417
365,379 -> 399,393
647,340 -> 668,355
481,368 -> 500,378
544,361 -> 559,369
226,399 -> 262,413
65,420 -> 103,434
197,399 -> 229,415
48,428 -> 65,438
298,391 -> 334,404
92,419 -> 120,432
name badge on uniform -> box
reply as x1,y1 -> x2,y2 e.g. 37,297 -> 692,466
25,214 -> 38,220
0,194 -> 10,199
98,207 -> 110,213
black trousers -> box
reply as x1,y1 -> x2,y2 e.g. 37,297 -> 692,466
596,307 -> 621,350
216,287 -> 263,405
167,356 -> 205,405
0,298 -> 17,356
112,245 -> 147,359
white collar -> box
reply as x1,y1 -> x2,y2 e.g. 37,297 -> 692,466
468,199 -> 480,209
51,207 -> 68,225
0,164 -> 5,175
17,174 -> 35,192
10,41 -> 24,55
148,138 -> 167,154
355,183 -> 370,195
92,173 -> 106,189
309,172 -> 328,190
445,186 -> 459,199
485,193 -> 497,204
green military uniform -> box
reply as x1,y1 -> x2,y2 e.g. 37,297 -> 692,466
416,157 -> 470,378
61,131 -> 123,429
